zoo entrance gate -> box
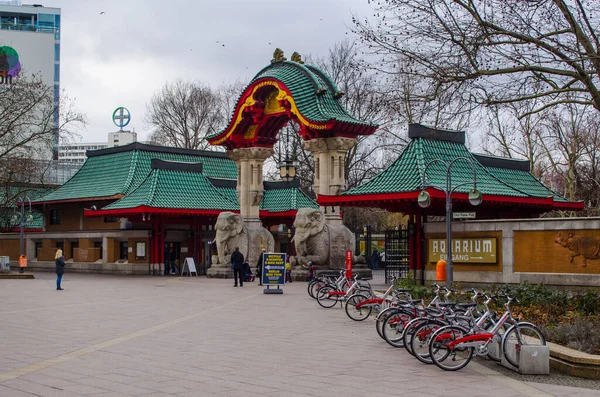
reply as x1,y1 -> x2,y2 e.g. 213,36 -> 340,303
356,226 -> 414,284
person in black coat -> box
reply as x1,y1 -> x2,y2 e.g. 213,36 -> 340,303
55,249 -> 65,290
231,247 -> 244,287
256,248 -> 266,285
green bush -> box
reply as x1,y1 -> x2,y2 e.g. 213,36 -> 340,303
571,291 -> 600,316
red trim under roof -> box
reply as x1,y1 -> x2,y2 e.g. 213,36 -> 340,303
85,205 -> 239,217
259,210 -> 298,218
317,188 -> 584,211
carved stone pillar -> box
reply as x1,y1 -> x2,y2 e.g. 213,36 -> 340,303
227,147 -> 273,226
304,137 -> 356,226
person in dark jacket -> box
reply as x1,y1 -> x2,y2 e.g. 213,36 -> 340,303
256,248 -> 266,285
231,247 -> 244,287
55,249 -> 65,290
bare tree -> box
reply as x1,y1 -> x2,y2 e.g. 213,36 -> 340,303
145,80 -> 224,150
307,40 -> 399,190
0,73 -> 85,231
353,0 -> 600,117
0,73 -> 84,160
481,102 -> 547,176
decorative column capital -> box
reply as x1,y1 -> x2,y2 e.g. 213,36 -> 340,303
303,137 -> 357,153
227,147 -> 274,162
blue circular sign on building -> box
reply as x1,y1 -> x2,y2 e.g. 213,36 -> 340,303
112,107 -> 131,129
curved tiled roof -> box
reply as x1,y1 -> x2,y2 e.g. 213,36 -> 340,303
260,180 -> 319,212
333,124 -> 582,212
248,61 -> 373,127
102,166 -> 238,211
345,139 -> 529,197
35,143 -> 237,203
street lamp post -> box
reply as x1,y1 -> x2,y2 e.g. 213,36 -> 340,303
11,196 -> 33,274
417,157 -> 482,286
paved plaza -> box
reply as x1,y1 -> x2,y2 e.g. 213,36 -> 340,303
1,274 -> 599,397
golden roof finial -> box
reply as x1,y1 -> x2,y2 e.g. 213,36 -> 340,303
271,48 -> 287,63
291,52 -> 304,64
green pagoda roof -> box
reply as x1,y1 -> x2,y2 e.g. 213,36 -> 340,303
34,143 -> 237,204
260,180 -> 319,213
319,124 -> 583,213
207,57 -> 377,147
248,61 -> 374,127
472,154 -> 568,202
99,160 -> 238,213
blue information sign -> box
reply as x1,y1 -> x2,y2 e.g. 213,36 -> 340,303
261,252 -> 286,287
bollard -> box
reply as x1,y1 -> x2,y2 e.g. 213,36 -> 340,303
436,259 -> 446,281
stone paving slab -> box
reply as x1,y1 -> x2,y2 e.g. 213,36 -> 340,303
0,273 -> 599,397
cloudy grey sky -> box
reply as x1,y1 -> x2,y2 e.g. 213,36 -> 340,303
48,0 -> 373,143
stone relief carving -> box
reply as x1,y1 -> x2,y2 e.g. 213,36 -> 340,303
290,208 -> 355,269
212,212 -> 275,268
555,232 -> 600,267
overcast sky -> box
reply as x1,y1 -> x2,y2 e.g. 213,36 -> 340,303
47,0 -> 373,143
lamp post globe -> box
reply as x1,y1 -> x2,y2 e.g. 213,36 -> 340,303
468,188 -> 483,206
417,190 -> 431,208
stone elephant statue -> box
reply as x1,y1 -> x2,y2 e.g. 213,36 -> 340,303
290,208 -> 356,269
213,212 -> 275,268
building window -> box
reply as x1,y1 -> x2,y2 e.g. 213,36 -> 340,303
54,63 -> 60,82
50,209 -> 61,225
54,43 -> 60,62
104,216 -> 117,223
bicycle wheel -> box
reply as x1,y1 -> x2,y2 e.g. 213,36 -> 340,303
410,319 -> 447,364
382,309 -> 413,348
429,325 -> 473,371
307,280 -> 318,298
345,294 -> 372,321
316,286 -> 340,308
309,280 -> 327,300
376,307 -> 397,340
502,323 -> 546,368
403,318 -> 426,356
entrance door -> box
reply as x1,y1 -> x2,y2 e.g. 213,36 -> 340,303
119,242 -> 128,260
164,242 -> 181,272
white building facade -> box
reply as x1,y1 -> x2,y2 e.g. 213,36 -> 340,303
58,131 -> 138,164
0,1 -> 61,159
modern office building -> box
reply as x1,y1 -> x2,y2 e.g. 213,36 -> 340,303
0,1 -> 61,159
58,142 -> 110,164
58,131 -> 138,164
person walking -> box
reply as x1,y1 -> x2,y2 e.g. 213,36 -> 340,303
371,248 -> 380,270
256,248 -> 265,286
55,249 -> 65,290
231,247 -> 244,287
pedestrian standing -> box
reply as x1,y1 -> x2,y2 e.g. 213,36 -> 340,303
256,248 -> 265,285
371,248 -> 380,270
231,247 -> 244,287
55,249 -> 65,290
307,261 -> 315,282
165,245 -> 177,275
